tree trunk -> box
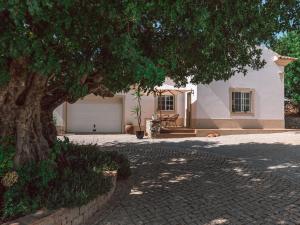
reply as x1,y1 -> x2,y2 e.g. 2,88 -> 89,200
41,109 -> 58,148
0,59 -> 112,166
0,59 -> 55,166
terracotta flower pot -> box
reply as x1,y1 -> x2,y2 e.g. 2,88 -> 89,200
125,123 -> 134,134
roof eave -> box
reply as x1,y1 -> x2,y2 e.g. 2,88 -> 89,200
274,55 -> 298,67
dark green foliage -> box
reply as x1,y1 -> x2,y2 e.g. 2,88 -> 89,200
272,31 -> 300,106
1,1 -> 299,93
65,144 -> 131,179
45,168 -> 111,209
0,137 -> 15,219
0,138 -> 131,221
0,137 -> 15,177
0,184 -> 4,221
66,144 -> 117,170
3,163 -> 45,219
2,156 -> 60,219
113,153 -> 132,180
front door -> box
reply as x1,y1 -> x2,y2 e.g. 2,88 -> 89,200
186,92 -> 192,127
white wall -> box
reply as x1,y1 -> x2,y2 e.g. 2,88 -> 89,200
184,81 -> 198,121
54,47 -> 284,131
124,90 -> 155,126
123,78 -> 188,127
53,83 -> 189,132
53,104 -> 64,126
123,91 -> 186,127
195,47 -> 285,120
162,77 -> 195,121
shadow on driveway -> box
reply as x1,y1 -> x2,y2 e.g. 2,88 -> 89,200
93,138 -> 300,182
84,139 -> 300,225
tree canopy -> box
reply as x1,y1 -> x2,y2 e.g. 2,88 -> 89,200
1,1 -> 299,94
273,31 -> 300,105
1,0 -> 300,164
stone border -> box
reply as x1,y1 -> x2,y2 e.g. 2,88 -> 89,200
4,171 -> 117,225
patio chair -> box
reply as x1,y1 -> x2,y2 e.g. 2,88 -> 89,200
165,114 -> 179,127
158,114 -> 169,127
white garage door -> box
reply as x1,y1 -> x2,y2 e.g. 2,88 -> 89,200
67,95 -> 123,133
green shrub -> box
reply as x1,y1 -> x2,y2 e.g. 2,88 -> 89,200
116,154 -> 132,180
0,138 -> 131,221
3,169 -> 37,219
0,137 -> 15,178
45,169 -> 111,209
65,144 -> 131,179
2,160 -> 57,219
108,152 -> 132,180
0,137 -> 15,221
46,142 -> 131,209
66,144 -> 118,169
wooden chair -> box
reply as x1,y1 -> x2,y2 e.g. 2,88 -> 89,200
158,114 -> 169,127
165,114 -> 179,127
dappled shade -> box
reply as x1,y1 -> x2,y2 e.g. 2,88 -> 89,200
75,136 -> 300,224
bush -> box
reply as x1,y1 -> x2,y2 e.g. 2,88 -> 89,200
0,138 -> 131,222
0,137 -> 16,220
65,143 -> 131,179
0,137 -> 15,178
2,159 -> 59,219
3,163 -> 42,219
108,152 -> 132,180
45,168 -> 111,209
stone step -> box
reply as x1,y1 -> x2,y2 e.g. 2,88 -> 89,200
157,133 -> 196,138
160,128 -> 196,134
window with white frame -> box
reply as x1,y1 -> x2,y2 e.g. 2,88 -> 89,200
158,95 -> 175,111
231,91 -> 252,113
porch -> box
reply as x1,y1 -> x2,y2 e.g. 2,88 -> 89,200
146,84 -> 194,129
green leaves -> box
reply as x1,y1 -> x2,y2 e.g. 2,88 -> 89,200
1,0 -> 299,96
131,89 -> 143,130
273,31 -> 300,104
0,137 -> 15,178
0,70 -> 10,86
38,160 -> 57,188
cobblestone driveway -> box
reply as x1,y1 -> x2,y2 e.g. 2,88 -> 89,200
67,133 -> 300,225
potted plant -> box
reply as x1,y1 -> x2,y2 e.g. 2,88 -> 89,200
131,88 -> 144,139
125,122 -> 134,134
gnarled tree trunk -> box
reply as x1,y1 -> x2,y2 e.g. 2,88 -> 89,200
0,59 -> 54,166
0,59 -> 112,166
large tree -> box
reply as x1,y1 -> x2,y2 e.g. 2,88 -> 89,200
273,31 -> 300,107
0,0 -> 299,166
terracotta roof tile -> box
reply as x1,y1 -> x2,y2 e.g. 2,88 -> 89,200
274,55 -> 297,66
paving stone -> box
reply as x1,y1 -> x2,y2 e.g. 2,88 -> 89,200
80,144 -> 300,225
65,133 -> 300,225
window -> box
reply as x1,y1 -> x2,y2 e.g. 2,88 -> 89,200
231,91 -> 253,113
158,95 -> 175,111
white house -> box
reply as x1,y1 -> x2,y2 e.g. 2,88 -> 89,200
54,47 -> 296,134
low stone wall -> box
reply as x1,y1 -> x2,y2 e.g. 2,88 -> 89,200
285,116 -> 300,129
4,171 -> 117,225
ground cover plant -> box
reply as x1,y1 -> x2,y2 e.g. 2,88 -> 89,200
0,137 -> 131,222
